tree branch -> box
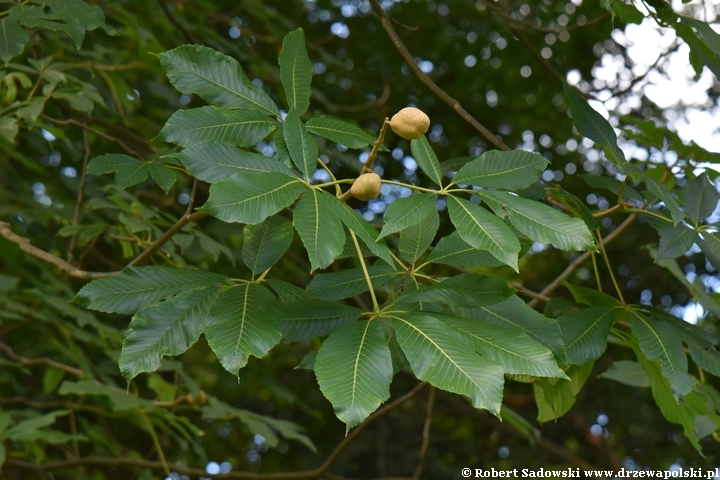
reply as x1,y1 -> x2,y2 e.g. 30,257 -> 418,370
368,0 -> 510,151
129,211 -> 207,266
0,341 -> 85,377
66,126 -> 92,264
41,114 -> 144,158
412,386 -> 435,480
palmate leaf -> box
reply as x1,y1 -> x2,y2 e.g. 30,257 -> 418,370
242,215 -> 294,275
378,192 -> 437,239
451,150 -> 549,190
158,45 -> 280,117
204,283 -> 282,375
434,313 -> 567,378
0,19 -> 28,64
284,108 -> 318,179
399,207 -> 439,263
681,172 -> 718,224
557,306 -> 619,365
598,360 -> 652,387
315,320 -> 392,430
328,199 -> 394,266
654,223 -> 696,260
410,136 -> 443,186
644,176 -> 684,225
201,171 -> 306,224
279,300 -> 362,342
159,106 -> 277,148
627,309 -> 694,398
279,28 -> 312,115
173,142 -> 294,183
533,363 -> 593,422
119,287 -> 222,381
461,295 -> 566,363
426,231 -> 502,268
293,189 -> 346,272
306,265 -> 400,301
86,153 -> 150,190
266,279 -> 310,302
306,117 -> 378,149
477,190 -> 595,251
397,273 -> 515,308
73,266 -> 228,314
446,195 -> 520,271
389,313 -> 504,415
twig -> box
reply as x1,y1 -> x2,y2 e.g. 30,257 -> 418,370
412,386 -> 435,480
368,0 -> 510,151
0,341 -> 85,377
510,282 -> 550,302
128,211 -> 207,266
339,119 -> 391,201
0,222 -> 115,280
512,27 -> 563,82
142,410 -> 171,477
66,127 -> 92,263
41,115 -> 142,158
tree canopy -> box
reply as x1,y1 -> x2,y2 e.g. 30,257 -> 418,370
2,0 -> 720,478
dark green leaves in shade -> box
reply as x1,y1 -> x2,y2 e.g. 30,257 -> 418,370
378,192 -> 436,239
293,189 -> 346,272
284,108 -> 318,179
119,287 -> 221,381
330,200 -> 394,265
446,195 -> 520,271
682,172 -> 718,224
627,310 -> 694,398
397,273 -> 515,308
427,231 -> 503,268
653,222 -> 696,260
306,117 -> 378,149
643,176 -> 684,225
557,306 -> 619,365
315,320 -> 392,430
410,136 -> 443,186
561,281 -> 619,307
279,28 -> 312,115
279,300 -> 362,342
73,267 -> 227,314
399,208 -> 439,263
477,190 -> 595,251
173,142 -> 294,183
306,266 -> 400,301
158,45 -> 280,117
242,216 -> 294,275
204,284 -> 282,376
201,171 -> 306,224
390,313 -> 504,415
87,154 -> 150,190
451,150 -> 549,190
580,174 -> 643,201
159,106 -> 277,148
598,360 -> 651,387
0,19 -> 29,64
534,363 -> 593,422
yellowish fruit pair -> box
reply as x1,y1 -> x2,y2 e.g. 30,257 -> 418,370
350,172 -> 382,201
390,107 -> 430,140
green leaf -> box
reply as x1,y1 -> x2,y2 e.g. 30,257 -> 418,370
0,19 -> 28,64
293,189 -> 346,272
697,231 -> 720,272
306,117 -> 378,149
561,281 -> 619,307
655,224 -> 696,260
378,192 -> 437,239
644,176 -> 684,225
628,310 -> 694,398
611,0 -> 644,24
273,126 -> 292,168
204,284 -> 282,375
86,154 -> 150,190
435,314 -> 567,378
279,28 -> 312,115
119,287 -> 222,381
533,363 -> 593,422
16,97 -> 44,125
158,45 -> 280,117
446,195 -> 520,271
73,266 -> 227,314
682,172 -> 718,224
159,106 -> 277,148
173,142 -> 293,183
399,207 -> 439,263
682,17 -> 720,56
59,380 -> 154,411
477,190 -> 595,251
266,279 -> 310,302
397,273 -> 515,308
283,108 -> 318,178
149,162 -> 176,193
279,300 -> 362,342
390,313 -> 504,415
579,173 -> 643,201
426,231 -> 503,268
461,295 -> 567,363
599,360 -> 651,387
306,265 -> 400,301
451,150 -> 549,190
201,171 -> 306,224
315,320 -> 392,429
410,136 -> 443,186
0,117 -> 18,142
242,215 -> 294,275
557,306 -> 619,365
329,199 -> 394,266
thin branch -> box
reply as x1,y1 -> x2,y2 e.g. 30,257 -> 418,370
0,222 -> 115,280
66,127 -> 92,263
512,27 -> 563,82
510,282 -> 550,302
368,0 -> 510,151
128,211 -> 207,266
412,386 -> 435,480
339,119 -> 391,201
142,410 -> 170,477
41,115 -> 143,158
0,341 -> 85,377
186,178 -> 199,215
